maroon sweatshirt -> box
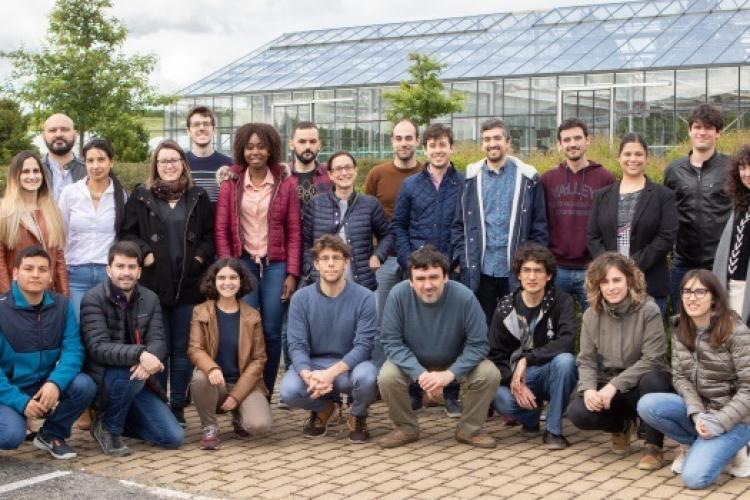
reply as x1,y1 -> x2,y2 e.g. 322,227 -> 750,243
540,161 -> 615,268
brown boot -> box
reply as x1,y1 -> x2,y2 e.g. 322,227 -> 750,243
302,401 -> 335,438
637,444 -> 664,470
611,420 -> 633,454
455,429 -> 496,449
378,427 -> 419,448
347,414 -> 369,444
75,408 -> 93,431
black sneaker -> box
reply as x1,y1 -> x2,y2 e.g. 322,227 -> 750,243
172,407 -> 186,429
33,432 -> 77,460
91,419 -> 130,457
444,398 -> 462,418
410,394 -> 423,411
543,430 -> 570,450
521,424 -> 541,436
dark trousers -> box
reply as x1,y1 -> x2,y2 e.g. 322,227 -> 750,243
476,274 -> 509,325
567,370 -> 672,448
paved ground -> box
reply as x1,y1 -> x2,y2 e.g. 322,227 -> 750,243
3,399 -> 750,499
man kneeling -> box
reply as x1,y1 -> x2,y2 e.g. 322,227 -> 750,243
81,242 -> 183,455
280,235 -> 378,443
378,245 -> 501,448
488,243 -> 578,449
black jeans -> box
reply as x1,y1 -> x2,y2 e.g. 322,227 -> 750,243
567,370 -> 672,448
476,274 -> 509,325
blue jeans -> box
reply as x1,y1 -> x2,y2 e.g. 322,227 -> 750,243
653,296 -> 668,317
67,264 -> 108,321
492,353 -> 578,435
0,373 -> 96,449
157,303 -> 195,409
241,255 -> 287,396
375,256 -> 403,322
638,393 -> 750,489
101,367 -> 183,448
555,267 -> 588,311
279,358 -> 379,417
670,265 -> 691,315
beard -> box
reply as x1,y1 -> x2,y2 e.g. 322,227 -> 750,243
46,137 -> 75,155
294,149 -> 317,164
395,148 -> 415,161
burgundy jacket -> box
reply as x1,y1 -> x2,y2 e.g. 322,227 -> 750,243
214,163 -> 302,277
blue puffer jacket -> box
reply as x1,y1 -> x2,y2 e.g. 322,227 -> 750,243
0,282 -> 84,414
452,157 -> 548,292
303,191 -> 393,290
392,165 -> 464,270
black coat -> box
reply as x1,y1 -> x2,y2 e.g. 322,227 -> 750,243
120,185 -> 215,306
80,281 -> 167,406
587,179 -> 678,298
303,191 -> 392,290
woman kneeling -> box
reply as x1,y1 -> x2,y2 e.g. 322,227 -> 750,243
188,258 -> 273,450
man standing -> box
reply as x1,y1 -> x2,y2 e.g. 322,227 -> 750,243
185,106 -> 233,204
664,104 -> 731,310
365,118 -> 423,321
540,118 -> 614,310
42,113 -> 86,201
391,123 -> 463,416
0,246 -> 96,459
280,235 -> 378,443
81,241 -> 183,456
488,244 -> 578,450
453,118 -> 548,324
286,121 -> 331,213
378,246 -> 500,448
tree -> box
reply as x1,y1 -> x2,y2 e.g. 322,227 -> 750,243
383,53 -> 466,126
0,98 -> 37,164
3,0 -> 173,161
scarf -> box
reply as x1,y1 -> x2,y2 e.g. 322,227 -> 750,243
151,178 -> 188,201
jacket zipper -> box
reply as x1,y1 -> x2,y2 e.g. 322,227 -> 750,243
175,192 -> 199,302
692,329 -> 704,396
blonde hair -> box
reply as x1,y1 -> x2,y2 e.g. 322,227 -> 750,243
146,140 -> 194,189
585,252 -> 647,312
0,151 -> 65,249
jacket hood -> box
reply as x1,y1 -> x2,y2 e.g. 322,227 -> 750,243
465,155 -> 537,180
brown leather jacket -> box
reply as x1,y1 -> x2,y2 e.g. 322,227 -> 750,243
0,210 -> 68,295
188,300 -> 267,402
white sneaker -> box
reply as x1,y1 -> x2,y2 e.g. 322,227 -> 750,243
671,445 -> 689,474
729,444 -> 750,478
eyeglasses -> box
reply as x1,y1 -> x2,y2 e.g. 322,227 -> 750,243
330,165 -> 355,173
520,267 -> 546,276
189,120 -> 212,129
681,288 -> 709,299
157,158 -> 182,166
317,255 -> 346,262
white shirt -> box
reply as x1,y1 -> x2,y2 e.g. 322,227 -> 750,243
48,156 -> 75,202
58,177 -> 124,265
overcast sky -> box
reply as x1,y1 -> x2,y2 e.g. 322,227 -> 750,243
2,0 -> 622,94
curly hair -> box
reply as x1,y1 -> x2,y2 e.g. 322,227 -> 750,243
200,258 -> 256,300
726,145 -> 750,212
232,123 -> 282,168
512,243 -> 556,280
584,252 -> 648,312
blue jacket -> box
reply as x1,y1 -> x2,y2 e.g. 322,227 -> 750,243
392,165 -> 464,270
452,157 -> 548,292
0,282 -> 84,414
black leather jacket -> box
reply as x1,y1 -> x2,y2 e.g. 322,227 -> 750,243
663,151 -> 731,268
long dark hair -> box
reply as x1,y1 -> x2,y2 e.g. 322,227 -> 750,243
677,269 -> 738,351
726,145 -> 750,213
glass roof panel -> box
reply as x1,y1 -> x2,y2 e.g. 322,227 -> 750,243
653,11 -> 734,66
683,10 -> 748,64
713,22 -> 750,63
512,20 -> 603,75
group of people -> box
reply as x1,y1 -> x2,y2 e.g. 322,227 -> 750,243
1,102 -> 749,490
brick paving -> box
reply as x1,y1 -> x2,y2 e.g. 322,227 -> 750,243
5,399 -> 750,499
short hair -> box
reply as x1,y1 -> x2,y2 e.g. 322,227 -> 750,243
726,145 -> 750,212
83,138 -> 115,161
326,150 -> 357,171
233,123 -> 282,168
108,241 -> 143,266
480,118 -> 510,139
200,258 -> 255,300
186,106 -> 216,128
407,245 -> 449,278
512,243 -> 557,280
688,104 -> 724,132
584,252 -> 647,312
557,118 -> 589,141
292,121 -> 319,135
15,246 -> 50,268
311,234 -> 351,261
392,118 -> 419,138
618,132 -> 649,156
422,123 -> 454,146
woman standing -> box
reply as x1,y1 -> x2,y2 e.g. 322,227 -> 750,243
120,140 -> 215,425
638,270 -> 750,488
587,133 -> 677,314
59,138 -> 127,318
713,145 -> 750,323
567,252 -> 672,470
188,258 -> 272,450
303,151 -> 392,290
0,151 -> 67,295
215,123 -> 301,397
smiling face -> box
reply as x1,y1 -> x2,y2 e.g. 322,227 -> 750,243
481,127 -> 511,164
187,112 -> 214,148
423,134 -> 454,169
409,265 -> 448,304
244,133 -> 270,170
600,265 -> 629,305
156,148 -> 184,182
618,141 -> 647,179
85,147 -> 113,183
689,120 -> 720,153
738,163 -> 750,191
391,120 -> 419,162
329,154 -> 357,192
107,254 -> 141,292
43,114 -> 76,156
18,157 -> 44,193
215,266 -> 241,300
681,277 -> 712,323
558,126 -> 590,162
